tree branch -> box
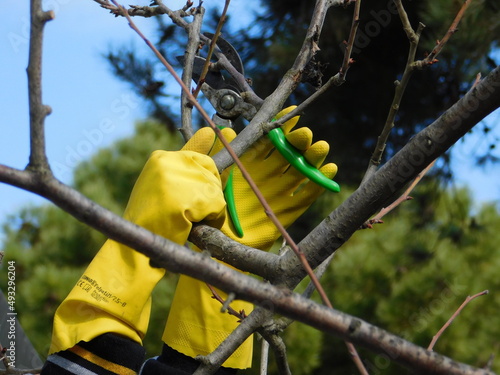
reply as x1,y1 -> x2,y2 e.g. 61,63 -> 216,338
189,224 -> 279,278
415,0 -> 472,68
109,9 -> 365,372
362,1 -> 425,182
191,0 -> 231,99
211,0 -> 344,171
190,65 -> 499,373
258,331 -> 291,375
194,308 -> 273,374
266,0 -> 360,130
190,66 -> 500,373
363,159 -> 435,228
428,290 -> 489,351
179,4 -> 204,141
280,65 -> 500,289
362,0 -> 472,183
27,0 -> 54,173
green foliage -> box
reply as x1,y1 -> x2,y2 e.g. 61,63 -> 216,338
0,120 -> 182,358
312,185 -> 500,374
243,185 -> 500,375
241,183 -> 500,374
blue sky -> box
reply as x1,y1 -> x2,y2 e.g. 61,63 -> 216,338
1,1 -> 499,246
0,1 -> 259,242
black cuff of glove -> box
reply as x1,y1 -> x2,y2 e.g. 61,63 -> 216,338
41,333 -> 145,375
140,344 -> 238,375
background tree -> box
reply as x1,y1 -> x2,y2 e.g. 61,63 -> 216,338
105,0 -> 500,183
1,0 -> 500,374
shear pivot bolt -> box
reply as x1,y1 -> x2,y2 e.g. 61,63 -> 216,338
220,94 -> 236,110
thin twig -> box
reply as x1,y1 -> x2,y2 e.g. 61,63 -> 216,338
268,0 -> 360,130
27,0 -> 54,173
260,339 -> 269,375
428,290 -> 489,351
179,4 -> 204,141
192,0 -> 231,99
362,1 -> 425,183
94,0 -> 187,19
258,0 -> 361,130
416,0 -> 472,68
362,0 -> 474,183
484,353 -> 495,371
338,0 -> 361,82
206,283 -> 247,321
302,253 -> 335,298
0,344 -> 41,375
363,159 -> 436,228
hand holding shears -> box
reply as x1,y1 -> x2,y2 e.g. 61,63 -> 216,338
179,33 -> 340,241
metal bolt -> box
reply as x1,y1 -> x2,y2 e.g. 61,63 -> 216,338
220,94 -> 236,110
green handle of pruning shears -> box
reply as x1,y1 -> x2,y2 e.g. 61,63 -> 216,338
223,124 -> 340,238
224,167 -> 244,238
267,127 -> 341,193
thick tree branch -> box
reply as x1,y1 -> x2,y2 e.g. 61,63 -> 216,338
195,66 -> 500,282
280,65 -> 500,287
194,308 -> 273,374
3,2 -> 499,374
189,224 -> 279,278
193,66 -> 500,285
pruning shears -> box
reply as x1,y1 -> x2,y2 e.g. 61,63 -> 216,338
179,33 -> 340,237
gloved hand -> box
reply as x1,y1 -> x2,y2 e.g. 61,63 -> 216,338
49,150 -> 227,354
163,106 -> 338,369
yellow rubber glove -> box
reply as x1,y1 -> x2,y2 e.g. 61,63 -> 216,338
163,106 -> 338,369
49,150 -> 226,354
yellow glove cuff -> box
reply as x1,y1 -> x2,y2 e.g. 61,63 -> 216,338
163,272 -> 253,369
49,151 -> 226,354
